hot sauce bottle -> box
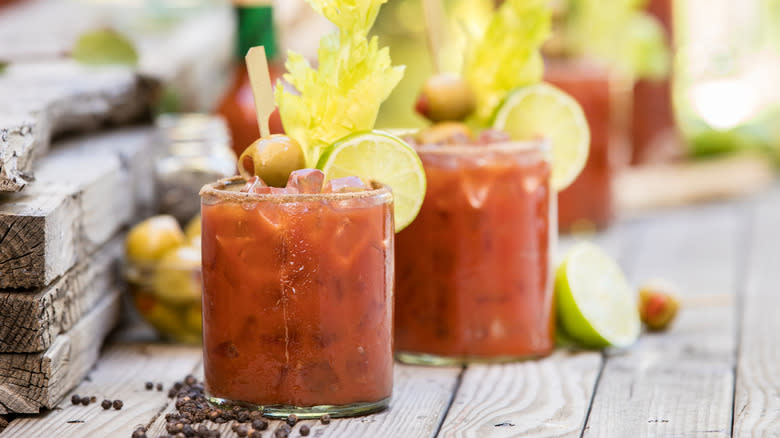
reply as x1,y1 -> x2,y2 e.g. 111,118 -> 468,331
217,0 -> 285,158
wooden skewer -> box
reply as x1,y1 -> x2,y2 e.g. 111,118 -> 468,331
422,0 -> 446,73
245,46 -> 274,138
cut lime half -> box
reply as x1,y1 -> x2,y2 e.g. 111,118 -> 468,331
555,242 -> 640,348
493,83 -> 590,191
317,131 -> 426,233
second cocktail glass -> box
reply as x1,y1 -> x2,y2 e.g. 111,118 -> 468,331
395,139 -> 556,365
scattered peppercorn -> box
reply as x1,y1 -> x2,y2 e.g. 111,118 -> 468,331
112,399 -> 123,410
71,395 -> 81,405
157,383 -> 164,392
101,399 -> 112,410
80,397 -> 90,406
320,414 -> 331,424
145,381 -> 154,390
252,419 -> 269,431
299,425 -> 310,436
90,396 -> 97,403
185,375 -> 197,386
237,410 -> 250,423
235,425 -> 249,437
285,414 -> 298,427
131,430 -> 147,438
248,431 -> 263,438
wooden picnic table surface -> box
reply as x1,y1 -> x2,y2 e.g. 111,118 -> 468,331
3,182 -> 779,438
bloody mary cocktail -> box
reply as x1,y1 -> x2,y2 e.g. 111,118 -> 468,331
395,139 -> 556,364
545,60 -> 628,233
200,177 -> 394,418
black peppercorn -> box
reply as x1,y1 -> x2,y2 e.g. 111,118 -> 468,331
71,395 -> 81,405
145,381 -> 154,390
235,425 -> 249,437
157,382 -> 164,391
80,397 -> 90,406
320,414 -> 331,424
248,431 -> 263,438
252,419 -> 268,431
286,414 -> 298,427
299,425 -> 310,436
112,399 -> 123,410
101,399 -> 112,410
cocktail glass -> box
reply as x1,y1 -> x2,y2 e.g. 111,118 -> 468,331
394,139 -> 556,365
545,59 -> 631,233
200,177 -> 394,418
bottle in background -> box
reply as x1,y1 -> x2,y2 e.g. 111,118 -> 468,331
217,0 -> 285,158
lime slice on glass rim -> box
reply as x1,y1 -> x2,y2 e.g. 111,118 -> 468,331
493,82 -> 590,191
317,130 -> 426,233
555,242 -> 640,349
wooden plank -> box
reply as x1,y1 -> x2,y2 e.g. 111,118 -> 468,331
438,352 -> 601,438
0,236 -> 122,353
733,185 -> 780,436
0,62 -> 156,192
3,343 -> 202,437
145,364 -> 462,438
583,201 -> 745,437
0,127 -> 154,289
0,289 -> 121,414
0,0 -> 233,192
615,154 -> 774,217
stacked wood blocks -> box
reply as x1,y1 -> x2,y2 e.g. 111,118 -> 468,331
0,0 -> 233,415
0,128 -> 156,414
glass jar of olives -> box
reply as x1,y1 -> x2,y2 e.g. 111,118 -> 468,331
124,215 -> 204,344
155,114 -> 236,223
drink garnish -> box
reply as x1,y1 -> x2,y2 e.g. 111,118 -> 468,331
462,0 -> 552,125
275,0 -> 405,168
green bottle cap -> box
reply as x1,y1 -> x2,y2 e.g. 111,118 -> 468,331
236,6 -> 277,60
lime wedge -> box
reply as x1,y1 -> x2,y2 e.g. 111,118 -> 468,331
555,242 -> 640,348
493,83 -> 590,191
317,131 -> 426,233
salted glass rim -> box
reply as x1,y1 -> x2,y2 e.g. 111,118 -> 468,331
199,176 -> 393,204
413,138 -> 551,156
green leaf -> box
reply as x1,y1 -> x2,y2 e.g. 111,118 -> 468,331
72,29 -> 139,67
0,61 -> 7,75
562,0 -> 670,80
276,0 -> 404,167
462,0 -> 552,125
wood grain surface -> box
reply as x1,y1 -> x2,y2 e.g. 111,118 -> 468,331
1,344 -> 202,437
0,290 -> 120,414
0,236 -> 122,353
733,187 -> 780,436
583,203 -> 746,437
439,352 -> 601,438
0,127 -> 154,289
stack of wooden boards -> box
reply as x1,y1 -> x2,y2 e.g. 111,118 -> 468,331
0,127 -> 156,415
0,0 -> 232,415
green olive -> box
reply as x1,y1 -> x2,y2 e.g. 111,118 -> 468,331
415,73 -> 476,122
238,135 -> 306,187
125,215 -> 186,265
152,245 -> 201,305
416,122 -> 473,146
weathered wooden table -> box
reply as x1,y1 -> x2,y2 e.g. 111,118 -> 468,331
3,183 -> 778,437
